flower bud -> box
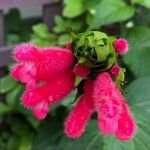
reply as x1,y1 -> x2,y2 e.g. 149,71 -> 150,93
113,38 -> 128,54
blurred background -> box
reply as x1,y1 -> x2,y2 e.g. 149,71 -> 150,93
0,0 -> 150,150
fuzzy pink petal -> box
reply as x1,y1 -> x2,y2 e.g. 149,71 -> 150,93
35,47 -> 74,75
22,90 -> 41,108
13,43 -> 38,62
93,72 -> 123,134
99,118 -> 118,134
93,72 -> 136,139
73,64 -> 90,78
113,38 -> 128,54
11,62 -> 37,83
11,63 -> 24,80
116,100 -> 136,140
22,70 -> 75,108
13,44 -> 75,81
32,101 -> 49,120
65,80 -> 94,138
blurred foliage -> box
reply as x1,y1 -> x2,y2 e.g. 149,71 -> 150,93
0,0 -> 150,149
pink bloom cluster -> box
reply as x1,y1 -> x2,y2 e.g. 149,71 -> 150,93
11,40 -> 136,141
65,72 -> 136,140
11,43 -> 75,120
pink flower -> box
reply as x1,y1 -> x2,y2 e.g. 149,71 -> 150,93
12,43 -> 75,82
93,72 -> 136,140
73,64 -> 90,78
113,38 -> 128,54
109,65 -> 120,76
11,43 -> 75,120
64,80 -> 95,138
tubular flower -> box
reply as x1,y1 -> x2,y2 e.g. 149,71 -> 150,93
64,80 -> 95,138
113,38 -> 128,54
11,43 -> 75,120
12,43 -> 74,82
93,72 -> 136,140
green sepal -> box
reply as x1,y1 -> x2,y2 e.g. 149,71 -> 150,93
114,67 -> 126,89
75,76 -> 83,87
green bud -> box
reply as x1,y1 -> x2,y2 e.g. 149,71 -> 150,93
72,31 -> 116,71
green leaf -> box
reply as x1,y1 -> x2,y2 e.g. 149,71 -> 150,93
90,0 -> 135,29
32,117 -> 63,150
74,76 -> 83,87
58,34 -> 70,45
61,90 -> 77,107
18,134 -> 33,150
131,0 -> 150,8
123,27 -> 150,77
63,0 -> 85,18
0,76 -> 18,94
0,103 -> 12,114
57,120 -> 102,150
53,15 -> 82,33
6,84 -> 24,107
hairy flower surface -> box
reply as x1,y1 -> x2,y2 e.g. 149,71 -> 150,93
12,43 -> 75,82
93,72 -> 136,140
11,43 -> 75,120
113,38 -> 128,54
65,80 -> 94,138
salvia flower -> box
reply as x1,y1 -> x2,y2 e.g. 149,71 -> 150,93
11,31 -> 136,141
93,72 -> 136,140
65,80 -> 95,138
11,43 -> 75,120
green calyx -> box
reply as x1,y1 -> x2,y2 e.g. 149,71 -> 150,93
72,31 -> 117,71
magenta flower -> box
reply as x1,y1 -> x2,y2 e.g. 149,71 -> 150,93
11,43 -> 75,120
113,38 -> 128,54
64,80 -> 95,138
93,72 -> 136,140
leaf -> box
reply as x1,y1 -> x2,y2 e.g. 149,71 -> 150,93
6,84 -> 24,107
58,34 -> 70,45
63,0 -> 85,18
57,120 -> 102,150
18,134 -> 33,150
32,117 -> 63,150
53,15 -> 82,33
89,0 -> 135,29
123,27 -> 150,77
0,103 -> 12,114
131,0 -> 150,8
61,90 -> 77,107
0,75 -> 18,94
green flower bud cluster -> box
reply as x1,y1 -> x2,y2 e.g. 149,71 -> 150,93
72,31 -> 117,71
